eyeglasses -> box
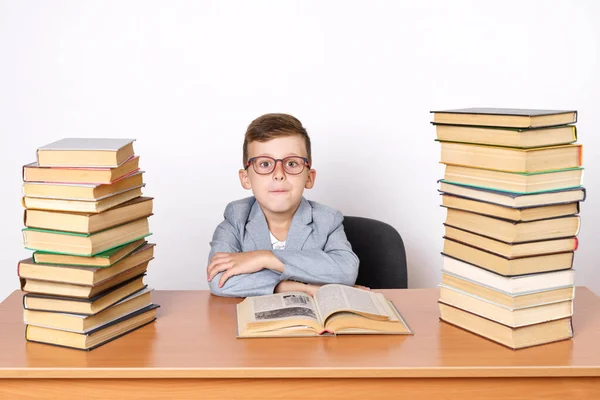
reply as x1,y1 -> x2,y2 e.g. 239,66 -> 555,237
246,156 -> 310,175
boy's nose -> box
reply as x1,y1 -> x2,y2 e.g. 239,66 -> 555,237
272,161 -> 286,181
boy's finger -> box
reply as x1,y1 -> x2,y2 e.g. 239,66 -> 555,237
219,269 -> 233,287
207,259 -> 227,278
207,261 -> 217,277
207,261 -> 231,280
219,266 -> 243,287
208,255 -> 232,270
208,262 -> 234,281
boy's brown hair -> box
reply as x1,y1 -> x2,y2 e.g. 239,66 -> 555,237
243,113 -> 312,165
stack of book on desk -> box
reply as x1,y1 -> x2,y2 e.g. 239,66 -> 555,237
18,138 -> 159,350
431,108 -> 585,349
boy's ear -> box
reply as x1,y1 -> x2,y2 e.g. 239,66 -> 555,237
305,169 -> 316,189
239,169 -> 252,190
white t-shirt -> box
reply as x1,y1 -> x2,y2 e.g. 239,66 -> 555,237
269,231 -> 286,250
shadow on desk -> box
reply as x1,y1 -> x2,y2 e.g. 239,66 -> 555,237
437,320 -> 574,367
25,323 -> 158,368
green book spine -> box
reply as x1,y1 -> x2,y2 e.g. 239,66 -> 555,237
440,180 -> 582,195
25,233 -> 152,257
32,241 -> 149,266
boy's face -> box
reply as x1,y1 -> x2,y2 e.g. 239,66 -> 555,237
239,136 -> 316,217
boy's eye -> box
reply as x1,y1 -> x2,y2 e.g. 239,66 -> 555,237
286,160 -> 298,167
259,160 -> 273,168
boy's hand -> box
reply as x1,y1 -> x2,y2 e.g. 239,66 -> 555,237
207,251 -> 280,288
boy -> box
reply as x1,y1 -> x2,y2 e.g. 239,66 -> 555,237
206,113 -> 359,297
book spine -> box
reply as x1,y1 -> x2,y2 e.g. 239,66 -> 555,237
570,252 -> 575,268
574,237 -> 579,251
570,315 -> 575,336
578,146 -> 583,166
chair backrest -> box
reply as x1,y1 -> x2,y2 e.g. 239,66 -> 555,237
342,216 -> 408,289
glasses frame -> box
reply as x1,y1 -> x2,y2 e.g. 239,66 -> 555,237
245,156 -> 311,175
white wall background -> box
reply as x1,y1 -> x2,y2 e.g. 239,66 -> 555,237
1,0 -> 598,302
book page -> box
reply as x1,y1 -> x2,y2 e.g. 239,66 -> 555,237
314,284 -> 390,321
245,292 -> 319,323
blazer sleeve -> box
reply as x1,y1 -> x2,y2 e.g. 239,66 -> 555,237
272,211 -> 359,286
207,217 -> 282,298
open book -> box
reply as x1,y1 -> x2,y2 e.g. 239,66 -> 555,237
236,284 -> 413,337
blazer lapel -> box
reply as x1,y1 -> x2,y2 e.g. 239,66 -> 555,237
284,197 -> 313,251
245,200 -> 272,250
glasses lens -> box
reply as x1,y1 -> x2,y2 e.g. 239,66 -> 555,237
252,157 -> 275,174
283,157 -> 306,174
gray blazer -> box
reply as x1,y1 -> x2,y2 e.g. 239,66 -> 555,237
208,196 -> 359,297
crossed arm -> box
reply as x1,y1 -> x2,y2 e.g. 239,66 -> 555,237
206,213 -> 359,298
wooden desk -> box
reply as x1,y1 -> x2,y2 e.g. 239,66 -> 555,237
1,288 -> 600,399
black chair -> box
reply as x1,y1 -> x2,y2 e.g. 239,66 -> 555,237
342,216 -> 408,289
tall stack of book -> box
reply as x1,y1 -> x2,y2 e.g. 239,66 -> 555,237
19,138 -> 159,351
431,108 -> 585,349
